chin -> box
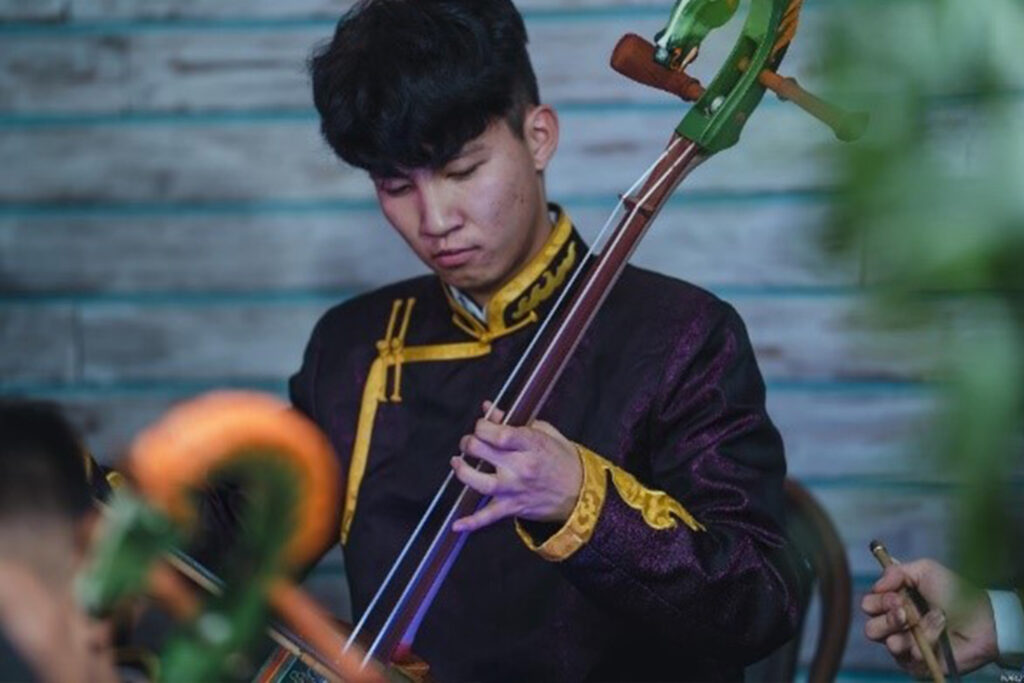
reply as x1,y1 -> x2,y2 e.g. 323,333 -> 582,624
441,270 -> 481,289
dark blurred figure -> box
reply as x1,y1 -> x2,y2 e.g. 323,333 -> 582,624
0,399 -> 118,683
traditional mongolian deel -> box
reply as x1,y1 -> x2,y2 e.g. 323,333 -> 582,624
289,207 -> 804,682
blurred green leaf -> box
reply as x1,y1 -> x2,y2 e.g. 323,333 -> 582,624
824,0 -> 1024,583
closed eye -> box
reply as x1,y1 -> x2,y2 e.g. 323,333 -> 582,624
447,162 -> 482,180
377,180 -> 412,197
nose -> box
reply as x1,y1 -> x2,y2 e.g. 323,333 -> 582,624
418,181 -> 459,239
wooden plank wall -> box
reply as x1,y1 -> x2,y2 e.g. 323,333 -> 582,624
0,1 -> 996,679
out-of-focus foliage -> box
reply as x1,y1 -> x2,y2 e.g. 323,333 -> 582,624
823,0 -> 1024,584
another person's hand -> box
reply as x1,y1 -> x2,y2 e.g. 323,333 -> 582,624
862,558 -> 998,676
450,402 -> 582,532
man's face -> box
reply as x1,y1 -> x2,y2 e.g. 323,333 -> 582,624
372,107 -> 559,305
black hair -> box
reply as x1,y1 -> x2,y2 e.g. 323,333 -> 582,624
0,400 -> 92,521
310,0 -> 540,176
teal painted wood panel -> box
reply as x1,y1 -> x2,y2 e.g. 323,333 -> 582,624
0,0 -> 66,21
0,305 -> 77,381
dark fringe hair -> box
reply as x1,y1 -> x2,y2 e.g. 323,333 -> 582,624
310,0 -> 540,177
0,399 -> 92,521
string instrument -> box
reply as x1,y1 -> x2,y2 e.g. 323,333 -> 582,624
77,392 -> 387,683
332,0 -> 865,674
79,0 -> 865,680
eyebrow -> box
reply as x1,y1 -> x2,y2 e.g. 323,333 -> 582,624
372,171 -> 411,181
452,142 -> 487,161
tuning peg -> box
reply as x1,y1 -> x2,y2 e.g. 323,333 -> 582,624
611,34 -> 705,101
745,61 -> 868,142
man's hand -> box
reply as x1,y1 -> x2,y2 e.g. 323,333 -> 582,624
450,402 -> 583,533
862,558 -> 998,676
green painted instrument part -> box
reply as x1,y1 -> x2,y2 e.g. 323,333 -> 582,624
157,453 -> 301,683
652,0 -> 795,153
77,452 -> 304,683
76,492 -> 181,616
654,0 -> 741,66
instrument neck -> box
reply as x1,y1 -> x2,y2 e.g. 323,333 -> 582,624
368,135 -> 706,663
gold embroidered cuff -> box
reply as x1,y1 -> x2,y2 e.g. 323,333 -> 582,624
607,465 -> 706,533
515,445 -> 707,560
515,444 -> 608,562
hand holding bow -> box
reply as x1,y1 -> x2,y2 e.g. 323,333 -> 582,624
451,402 -> 582,532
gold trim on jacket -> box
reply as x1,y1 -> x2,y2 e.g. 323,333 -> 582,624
515,445 -> 705,562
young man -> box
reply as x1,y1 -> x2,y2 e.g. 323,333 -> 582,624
292,0 -> 805,679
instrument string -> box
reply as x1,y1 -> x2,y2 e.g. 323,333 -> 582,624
504,138 -> 702,421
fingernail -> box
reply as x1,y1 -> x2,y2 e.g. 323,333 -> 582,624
897,608 -> 907,625
935,610 -> 946,629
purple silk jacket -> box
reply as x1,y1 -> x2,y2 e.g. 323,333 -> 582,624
286,208 -> 806,682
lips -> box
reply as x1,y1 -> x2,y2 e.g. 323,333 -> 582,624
433,247 -> 477,269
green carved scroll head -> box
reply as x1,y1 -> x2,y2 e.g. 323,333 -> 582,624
654,0 -> 740,68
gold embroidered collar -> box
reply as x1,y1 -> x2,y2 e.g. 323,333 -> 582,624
443,206 -> 581,341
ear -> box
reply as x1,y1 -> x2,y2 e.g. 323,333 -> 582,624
73,509 -> 101,561
522,104 -> 559,172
